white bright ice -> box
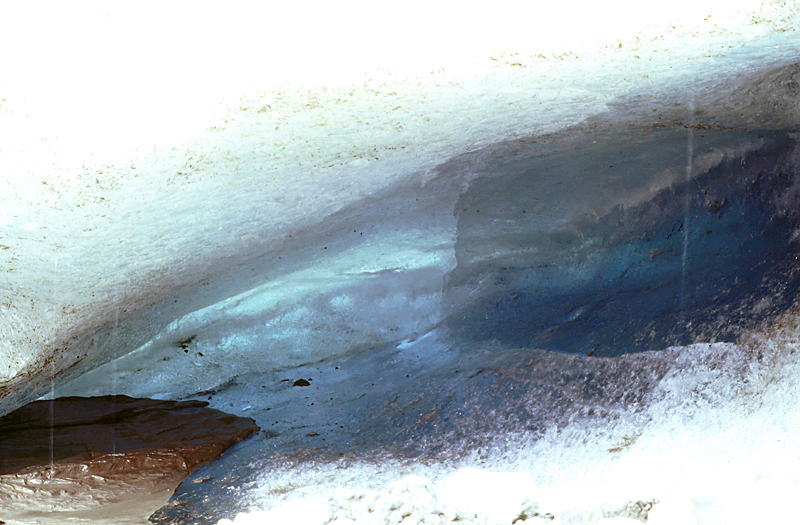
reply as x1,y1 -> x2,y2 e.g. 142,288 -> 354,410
4,2 -> 800,525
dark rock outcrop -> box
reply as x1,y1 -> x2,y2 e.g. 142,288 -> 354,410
0,395 -> 257,479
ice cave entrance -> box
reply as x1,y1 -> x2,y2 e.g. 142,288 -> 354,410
3,4 -> 800,524
44,121 -> 800,525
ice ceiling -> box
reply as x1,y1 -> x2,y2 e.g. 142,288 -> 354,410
3,3 -> 800,523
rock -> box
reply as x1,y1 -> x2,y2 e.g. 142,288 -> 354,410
0,395 -> 258,522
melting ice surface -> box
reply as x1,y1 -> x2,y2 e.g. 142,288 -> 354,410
55,125 -> 800,524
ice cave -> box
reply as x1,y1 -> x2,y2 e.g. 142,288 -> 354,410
3,3 -> 800,524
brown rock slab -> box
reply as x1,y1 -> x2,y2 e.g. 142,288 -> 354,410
0,395 -> 258,523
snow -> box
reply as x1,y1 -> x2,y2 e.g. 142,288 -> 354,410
217,498 -> 332,525
437,469 -> 537,524
208,468 -> 698,524
647,498 -> 697,525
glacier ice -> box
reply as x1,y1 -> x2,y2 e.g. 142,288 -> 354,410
4,3 -> 800,525
49,122 -> 800,525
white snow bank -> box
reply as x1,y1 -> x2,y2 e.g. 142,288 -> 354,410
329,475 -> 439,524
437,469 -> 537,524
646,497 -> 697,525
217,471 -> 541,525
215,469 -> 704,525
594,518 -> 649,525
217,497 -> 331,525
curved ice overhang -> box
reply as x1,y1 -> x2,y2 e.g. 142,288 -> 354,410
2,2 -> 800,418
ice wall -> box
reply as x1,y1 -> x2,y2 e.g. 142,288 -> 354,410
3,2 -> 800,416
445,129 -> 800,355
51,112 -> 800,524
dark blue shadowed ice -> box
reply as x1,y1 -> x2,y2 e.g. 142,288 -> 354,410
445,129 -> 800,356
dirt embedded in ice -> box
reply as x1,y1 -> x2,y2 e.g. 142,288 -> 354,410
0,395 -> 258,524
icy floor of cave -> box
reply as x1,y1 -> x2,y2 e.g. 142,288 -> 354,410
211,341 -> 800,525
